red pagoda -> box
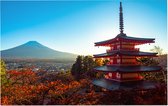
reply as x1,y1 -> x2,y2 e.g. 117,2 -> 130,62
93,2 -> 162,90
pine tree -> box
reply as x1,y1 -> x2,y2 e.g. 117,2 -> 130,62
71,56 -> 104,80
71,56 -> 83,80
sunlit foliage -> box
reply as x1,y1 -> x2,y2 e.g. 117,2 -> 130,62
0,60 -> 7,85
1,69 -> 102,105
150,46 -> 163,55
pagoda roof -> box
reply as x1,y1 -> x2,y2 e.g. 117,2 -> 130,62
93,65 -> 162,73
92,78 -> 160,91
94,50 -> 157,58
95,33 -> 155,46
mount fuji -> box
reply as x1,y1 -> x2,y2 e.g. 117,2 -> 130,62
1,41 -> 77,60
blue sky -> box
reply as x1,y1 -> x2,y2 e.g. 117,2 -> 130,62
1,0 -> 167,55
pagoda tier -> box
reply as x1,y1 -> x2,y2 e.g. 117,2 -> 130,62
93,78 -> 160,91
93,65 -> 161,73
94,50 -> 157,58
94,65 -> 161,82
95,33 -> 155,46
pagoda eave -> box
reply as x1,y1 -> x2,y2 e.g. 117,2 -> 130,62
92,78 -> 160,91
93,51 -> 157,58
94,55 -> 157,58
93,65 -> 162,73
95,35 -> 155,46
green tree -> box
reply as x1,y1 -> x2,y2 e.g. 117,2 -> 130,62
71,56 -> 84,80
83,56 -> 94,72
83,56 -> 96,79
150,46 -> 163,55
71,56 -> 99,80
0,59 -> 7,85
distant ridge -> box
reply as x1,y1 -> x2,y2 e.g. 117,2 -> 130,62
1,41 -> 77,60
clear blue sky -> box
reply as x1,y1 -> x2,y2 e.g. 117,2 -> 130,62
1,0 -> 167,55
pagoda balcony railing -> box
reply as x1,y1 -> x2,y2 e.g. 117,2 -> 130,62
107,62 -> 139,65
120,48 -> 139,51
106,48 -> 139,53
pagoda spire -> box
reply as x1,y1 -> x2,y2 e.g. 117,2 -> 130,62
119,2 -> 124,34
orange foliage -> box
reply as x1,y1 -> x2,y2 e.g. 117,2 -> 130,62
2,68 -> 166,105
7,69 -> 38,85
1,69 -> 101,105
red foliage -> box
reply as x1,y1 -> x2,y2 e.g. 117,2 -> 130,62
1,69 -> 102,105
6,69 -> 38,85
1,68 -> 167,105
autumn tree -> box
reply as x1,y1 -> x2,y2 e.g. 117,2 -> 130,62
1,68 -> 102,105
0,59 -> 7,85
136,56 -> 166,82
102,59 -> 110,65
136,57 -> 159,66
94,58 -> 103,66
150,46 -> 163,55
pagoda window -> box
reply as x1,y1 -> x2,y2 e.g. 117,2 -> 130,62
117,45 -> 120,49
116,72 -> 121,79
117,58 -> 120,64
108,73 -> 112,78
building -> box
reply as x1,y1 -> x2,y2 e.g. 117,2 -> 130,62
92,2 -> 162,90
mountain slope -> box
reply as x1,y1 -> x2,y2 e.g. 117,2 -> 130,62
1,41 -> 77,60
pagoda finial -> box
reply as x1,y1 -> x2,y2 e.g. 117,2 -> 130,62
119,2 -> 124,34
